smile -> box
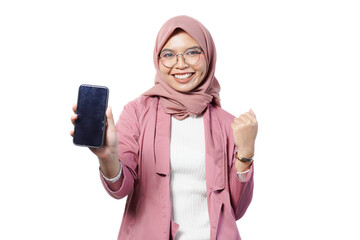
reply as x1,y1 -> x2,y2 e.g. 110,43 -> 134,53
173,73 -> 194,79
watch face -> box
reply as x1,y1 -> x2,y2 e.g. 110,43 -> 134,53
240,157 -> 253,163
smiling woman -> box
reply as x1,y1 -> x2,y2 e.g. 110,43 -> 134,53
70,15 -> 257,240
158,30 -> 207,92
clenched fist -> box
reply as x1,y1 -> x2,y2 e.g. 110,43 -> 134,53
231,109 -> 258,159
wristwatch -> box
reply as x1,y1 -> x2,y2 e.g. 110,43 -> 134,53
235,150 -> 254,163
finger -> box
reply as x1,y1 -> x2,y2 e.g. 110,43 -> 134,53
70,129 -> 74,137
238,114 -> 252,124
233,117 -> 245,125
243,111 -> 257,123
72,104 -> 77,113
249,109 -> 256,119
106,106 -> 112,118
71,114 -> 78,125
106,106 -> 116,130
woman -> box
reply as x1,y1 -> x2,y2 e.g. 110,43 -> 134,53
71,15 -> 257,240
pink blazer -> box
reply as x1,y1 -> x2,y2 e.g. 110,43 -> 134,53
100,96 -> 254,240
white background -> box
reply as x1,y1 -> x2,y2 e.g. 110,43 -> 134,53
1,0 -> 359,239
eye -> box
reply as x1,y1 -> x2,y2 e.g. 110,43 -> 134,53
161,52 -> 175,58
185,49 -> 202,56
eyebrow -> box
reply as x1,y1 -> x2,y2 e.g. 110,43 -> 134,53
160,46 -> 202,54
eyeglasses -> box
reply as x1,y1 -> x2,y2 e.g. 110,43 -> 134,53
158,47 -> 204,68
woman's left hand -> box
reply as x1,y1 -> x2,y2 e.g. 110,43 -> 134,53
231,109 -> 258,158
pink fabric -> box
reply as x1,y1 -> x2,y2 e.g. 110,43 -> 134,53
100,96 -> 254,240
142,15 -> 221,120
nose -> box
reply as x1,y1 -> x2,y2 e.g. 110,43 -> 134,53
174,54 -> 188,69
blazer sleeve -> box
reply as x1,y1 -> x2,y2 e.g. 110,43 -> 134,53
228,134 -> 254,220
100,99 -> 141,199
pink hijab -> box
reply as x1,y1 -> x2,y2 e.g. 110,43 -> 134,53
142,15 -> 221,120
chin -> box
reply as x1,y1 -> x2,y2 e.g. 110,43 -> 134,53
169,77 -> 201,92
172,83 -> 196,92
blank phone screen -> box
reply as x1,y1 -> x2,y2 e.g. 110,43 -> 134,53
73,85 -> 108,148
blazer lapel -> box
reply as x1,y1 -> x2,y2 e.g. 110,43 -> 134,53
154,100 -> 171,176
203,105 -> 226,191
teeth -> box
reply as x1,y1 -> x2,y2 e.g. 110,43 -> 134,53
174,73 -> 193,79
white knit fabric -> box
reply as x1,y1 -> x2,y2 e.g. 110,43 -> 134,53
170,114 -> 210,240
101,163 -> 122,183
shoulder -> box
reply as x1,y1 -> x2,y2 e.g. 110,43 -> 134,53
208,104 -> 236,138
124,95 -> 159,112
117,96 -> 159,129
210,104 -> 235,124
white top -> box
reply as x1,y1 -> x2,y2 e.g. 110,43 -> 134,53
170,114 -> 209,240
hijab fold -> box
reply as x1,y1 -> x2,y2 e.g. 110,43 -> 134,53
142,15 -> 221,120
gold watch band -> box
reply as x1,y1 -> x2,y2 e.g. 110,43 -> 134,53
235,150 -> 254,163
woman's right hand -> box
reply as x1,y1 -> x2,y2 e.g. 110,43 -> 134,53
70,104 -> 120,178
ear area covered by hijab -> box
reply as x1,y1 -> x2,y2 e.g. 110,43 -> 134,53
142,15 -> 221,120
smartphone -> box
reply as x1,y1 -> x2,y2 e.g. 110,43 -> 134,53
73,84 -> 109,148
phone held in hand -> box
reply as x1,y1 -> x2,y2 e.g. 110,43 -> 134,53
73,84 -> 109,148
